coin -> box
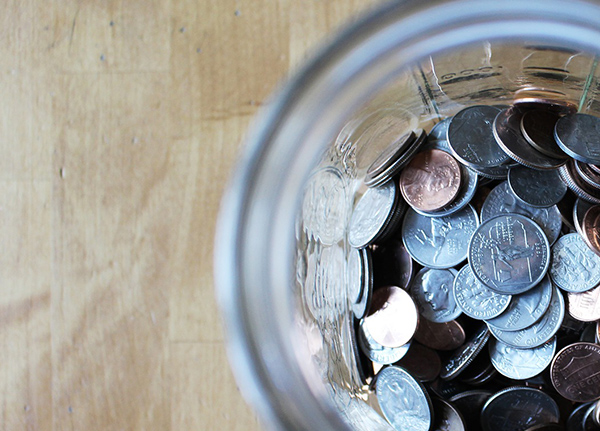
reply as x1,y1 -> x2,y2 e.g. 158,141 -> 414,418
447,105 -> 509,169
449,390 -> 492,431
558,160 -> 600,205
555,113 -> 600,165
413,319 -> 466,351
485,273 -> 553,331
574,197 -> 594,238
375,366 -> 433,431
441,324 -> 490,381
400,149 -> 462,212
348,180 -> 398,248
508,166 -> 567,208
453,264 -> 511,320
347,247 -> 363,304
396,342 -> 442,383
469,213 -> 551,294
567,402 -> 594,431
489,337 -> 556,380
523,424 -> 565,431
353,247 -> 373,319
431,398 -> 466,431
481,181 -> 562,245
372,238 -> 414,290
363,286 -> 419,348
575,160 -> 600,189
567,284 -> 600,322
493,106 -> 566,170
583,205 -> 600,256
410,267 -> 461,323
550,233 -> 600,293
551,342 -> 600,402
365,129 -> 416,184
520,109 -> 568,159
429,118 -> 451,142
402,205 -> 479,269
480,387 -> 560,431
358,320 -> 411,365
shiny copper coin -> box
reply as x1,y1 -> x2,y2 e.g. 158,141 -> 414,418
583,205 -> 600,256
413,319 -> 466,351
362,285 -> 419,348
400,149 -> 462,212
551,342 -> 600,402
568,284 -> 600,322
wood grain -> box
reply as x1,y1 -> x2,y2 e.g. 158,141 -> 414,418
0,1 -> 382,429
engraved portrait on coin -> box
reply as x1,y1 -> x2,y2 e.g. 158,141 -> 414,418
411,268 -> 461,323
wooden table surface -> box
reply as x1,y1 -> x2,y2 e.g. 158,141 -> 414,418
1,1 -> 383,430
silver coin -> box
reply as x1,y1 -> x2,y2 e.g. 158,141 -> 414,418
508,166 -> 567,208
574,197 -> 595,238
353,248 -> 373,319
358,320 -> 411,365
567,402 -> 595,431
488,285 -> 565,349
347,247 -> 363,304
410,267 -> 461,323
555,113 -> 600,165
429,118 -> 451,141
550,233 -> 600,293
375,366 -> 433,431
485,273 -> 553,331
365,129 -> 416,183
489,336 -> 557,380
348,180 -> 397,248
520,109 -> 568,159
440,324 -> 490,381
449,390 -> 492,431
447,105 -> 509,169
481,181 -> 562,245
432,398 -> 466,431
481,387 -> 560,431
402,205 -> 479,269
575,160 -> 600,189
558,160 -> 600,205
453,264 -> 511,320
470,164 -> 511,180
469,213 -> 551,294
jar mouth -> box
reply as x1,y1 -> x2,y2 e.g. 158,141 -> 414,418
215,1 -> 600,430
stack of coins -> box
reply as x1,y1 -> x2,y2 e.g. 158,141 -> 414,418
348,100 -> 600,430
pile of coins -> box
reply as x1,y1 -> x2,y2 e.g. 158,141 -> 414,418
348,102 -> 600,431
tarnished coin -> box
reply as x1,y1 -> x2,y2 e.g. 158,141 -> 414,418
583,205 -> 600,256
358,320 -> 411,365
469,213 -> 551,294
400,149 -> 462,212
550,233 -> 600,293
414,319 -> 466,351
488,285 -> 564,349
397,342 -> 442,383
489,337 -> 556,380
493,106 -> 566,170
551,342 -> 600,402
574,197 -> 595,238
520,109 -> 568,159
447,105 -> 509,169
485,275 -> 553,331
348,180 -> 397,248
555,113 -> 600,165
441,324 -> 490,381
558,160 -> 600,205
410,267 -> 461,323
431,398 -> 466,431
375,366 -> 434,431
402,205 -> 479,269
353,247 -> 373,319
372,238 -> 414,290
453,264 -> 511,320
481,181 -> 562,245
449,390 -> 492,431
363,286 -> 419,348
480,387 -> 560,431
508,166 -> 567,208
567,284 -> 600,322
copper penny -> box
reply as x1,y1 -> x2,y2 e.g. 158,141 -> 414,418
362,285 -> 419,348
413,319 -> 466,351
396,342 -> 442,383
583,205 -> 600,256
400,149 -> 462,212
568,284 -> 600,322
551,342 -> 600,402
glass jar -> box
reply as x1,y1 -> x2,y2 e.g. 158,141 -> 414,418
215,1 -> 600,429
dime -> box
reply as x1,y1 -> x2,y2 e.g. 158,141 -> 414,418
489,337 -> 556,380
558,160 -> 600,205
449,390 -> 492,431
481,181 -> 562,245
358,320 -> 411,365
400,149 -> 462,212
453,264 -> 511,320
431,398 -> 466,431
375,366 -> 433,431
485,273 -> 553,331
402,205 -> 479,269
550,233 -> 600,293
447,105 -> 509,169
363,286 -> 419,348
493,106 -> 566,170
469,213 -> 551,294
508,166 -> 567,208
413,319 -> 466,351
441,324 -> 490,381
488,285 -> 564,349
555,113 -> 600,165
410,267 -> 461,323
372,238 -> 414,290
396,343 -> 442,383
583,205 -> 600,256
520,109 -> 568,159
353,248 -> 373,319
348,180 -> 397,248
567,284 -> 600,322
480,387 -> 560,431
551,342 -> 600,402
